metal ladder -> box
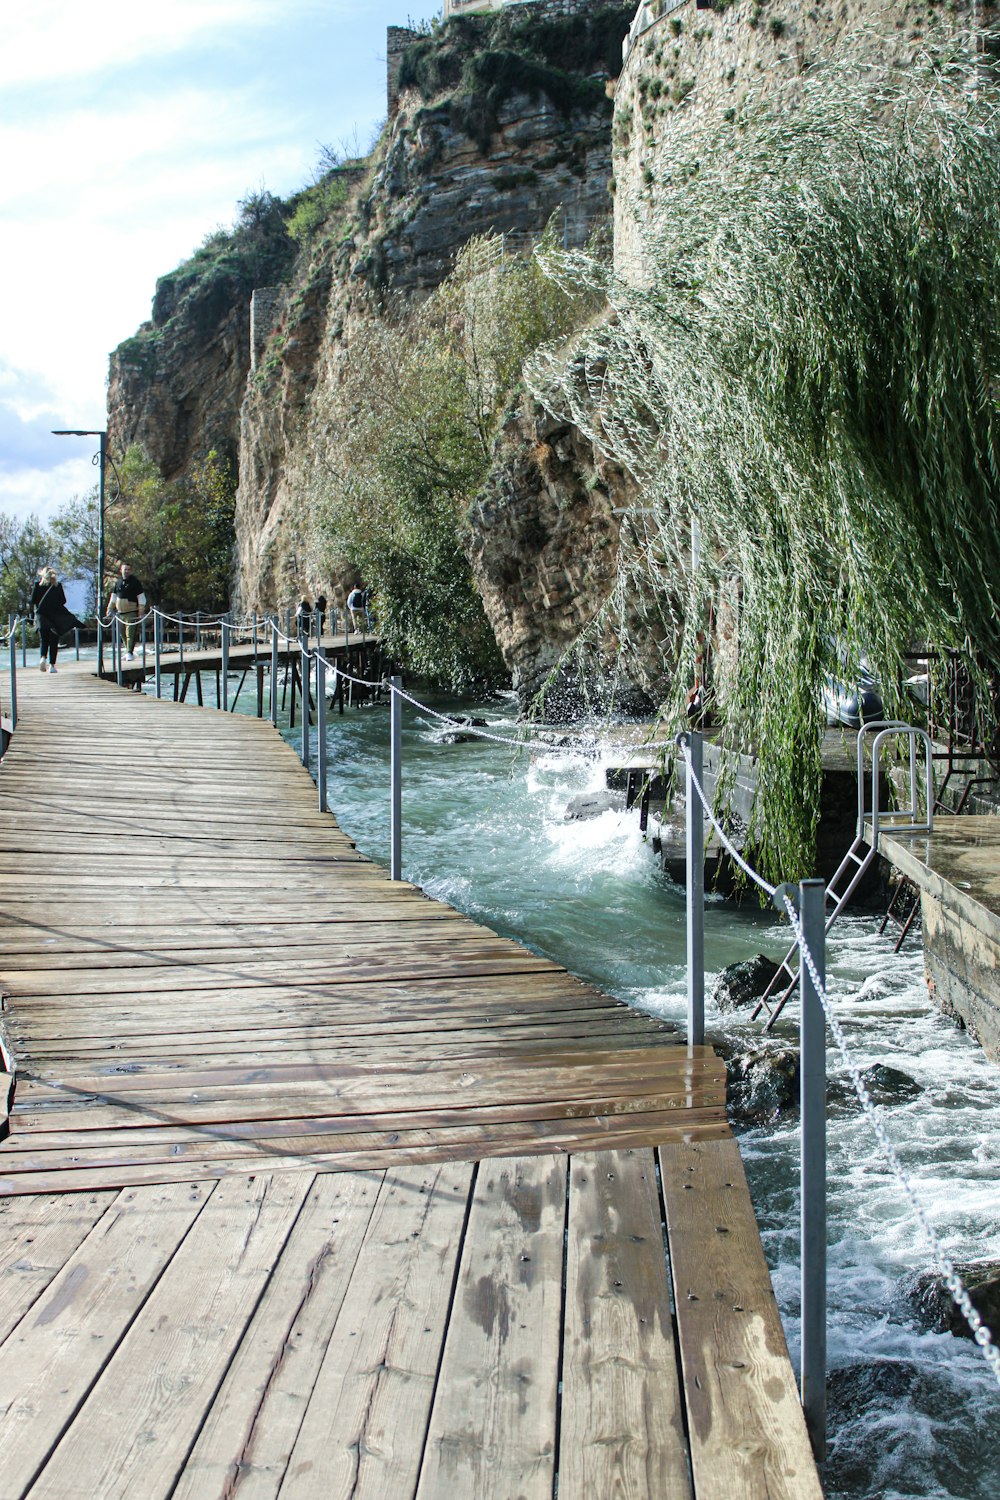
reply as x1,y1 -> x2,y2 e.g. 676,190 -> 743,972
750,722 -> 934,1029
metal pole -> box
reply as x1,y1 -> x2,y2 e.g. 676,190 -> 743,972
196,612 -> 202,651
316,656 -> 328,812
221,622 -> 230,711
270,623 -> 279,727
800,877 -> 827,1462
390,675 -> 402,880
21,617 -> 26,668
97,431 -> 106,676
178,613 -> 184,669
115,617 -> 123,688
685,730 -> 705,1047
9,634 -> 17,729
300,644 -> 310,769
75,628 -> 80,661
154,611 -> 162,699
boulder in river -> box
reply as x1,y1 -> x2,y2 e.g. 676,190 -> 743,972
711,954 -> 782,1013
907,1260 -> 1000,1343
715,1038 -> 800,1126
858,1063 -> 924,1104
564,789 -> 625,821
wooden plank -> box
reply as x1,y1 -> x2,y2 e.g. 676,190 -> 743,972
659,1137 -> 825,1500
0,1181 -> 213,1494
559,1148 -> 693,1500
282,1161 -> 474,1499
0,1192 -> 116,1342
26,1173 -> 312,1500
172,1171 -> 383,1500
415,1155 -> 566,1500
0,1120 -> 733,1198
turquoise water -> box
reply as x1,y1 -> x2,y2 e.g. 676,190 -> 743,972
154,672 -> 1000,1499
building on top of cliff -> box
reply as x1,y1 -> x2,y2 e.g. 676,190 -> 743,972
443,0 -> 592,16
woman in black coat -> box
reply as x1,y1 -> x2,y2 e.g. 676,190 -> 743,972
30,567 -> 67,673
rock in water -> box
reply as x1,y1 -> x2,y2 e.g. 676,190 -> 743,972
859,1063 -> 924,1103
711,954 -> 781,1012
908,1260 -> 1000,1343
717,1041 -> 800,1126
564,790 -> 625,821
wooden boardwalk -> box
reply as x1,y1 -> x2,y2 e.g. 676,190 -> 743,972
0,666 -> 823,1499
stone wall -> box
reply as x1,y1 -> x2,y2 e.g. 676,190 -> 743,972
387,25 -> 419,116
612,0 -> 991,288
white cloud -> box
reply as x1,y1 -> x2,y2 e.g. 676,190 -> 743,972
0,0 -> 302,90
0,456 -> 97,525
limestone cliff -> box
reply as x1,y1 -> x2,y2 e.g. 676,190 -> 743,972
235,2 -> 633,612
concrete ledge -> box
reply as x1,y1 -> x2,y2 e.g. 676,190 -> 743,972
872,817 -> 1000,1063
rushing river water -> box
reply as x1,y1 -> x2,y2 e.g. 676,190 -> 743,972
163,668 -> 1000,1499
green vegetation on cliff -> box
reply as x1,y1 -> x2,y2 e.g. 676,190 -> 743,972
399,5 -> 633,148
312,232 -> 600,691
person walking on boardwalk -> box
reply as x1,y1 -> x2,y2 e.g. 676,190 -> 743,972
314,593 -> 327,637
347,585 -> 365,630
30,567 -> 67,674
107,562 -> 147,660
295,596 -> 312,643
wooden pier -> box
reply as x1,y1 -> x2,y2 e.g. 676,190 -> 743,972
0,665 -> 823,1498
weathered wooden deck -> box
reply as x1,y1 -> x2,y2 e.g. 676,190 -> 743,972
0,666 -> 823,1499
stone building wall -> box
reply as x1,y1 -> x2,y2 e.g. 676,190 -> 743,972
612,0 -> 990,288
387,25 -> 419,116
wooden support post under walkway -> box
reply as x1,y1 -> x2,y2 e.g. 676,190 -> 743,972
0,665 -> 823,1500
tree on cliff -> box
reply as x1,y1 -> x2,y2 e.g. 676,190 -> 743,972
310,231 -> 599,690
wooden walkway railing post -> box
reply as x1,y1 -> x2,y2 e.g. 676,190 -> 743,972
154,610 -> 162,698
390,675 -> 402,880
115,617 -> 123,689
685,729 -> 705,1046
799,877 -> 828,1462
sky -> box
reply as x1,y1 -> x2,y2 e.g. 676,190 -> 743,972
0,0 -> 440,526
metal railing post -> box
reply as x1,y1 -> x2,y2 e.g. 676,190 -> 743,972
178,613 -> 185,669
97,619 -> 103,677
390,675 -> 402,880
115,617 -> 123,687
270,623 -> 279,727
221,621 -> 230,711
800,877 -> 827,1463
685,730 -> 705,1046
300,644 -> 310,769
8,634 -> 17,729
21,617 -> 26,668
195,612 -> 202,651
141,613 -> 148,670
154,611 -> 162,699
316,656 -> 328,812
74,627 -> 80,661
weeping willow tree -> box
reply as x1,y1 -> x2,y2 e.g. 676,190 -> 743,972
527,42 -> 1000,883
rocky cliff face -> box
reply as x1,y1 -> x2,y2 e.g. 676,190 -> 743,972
107,194 -> 295,483
235,5 -> 632,613
467,392 -> 685,714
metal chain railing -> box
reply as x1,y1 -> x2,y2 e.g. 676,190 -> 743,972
676,732 -> 1000,1388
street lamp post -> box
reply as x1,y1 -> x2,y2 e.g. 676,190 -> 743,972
52,429 -> 107,672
